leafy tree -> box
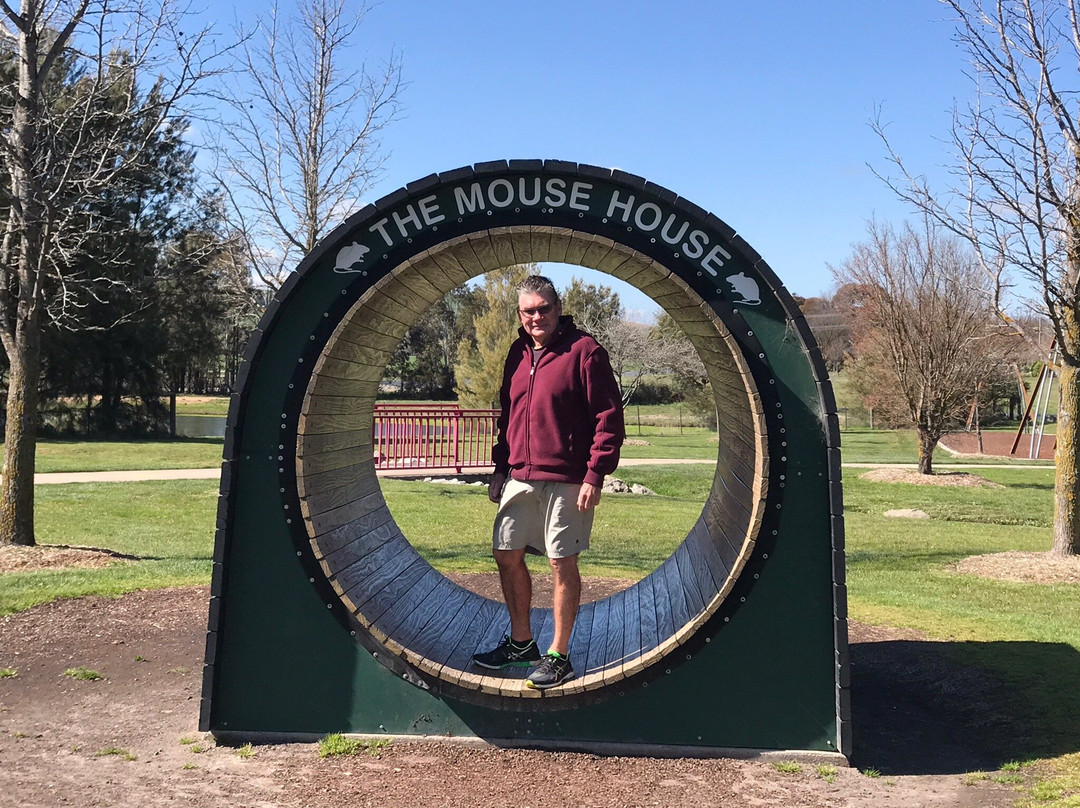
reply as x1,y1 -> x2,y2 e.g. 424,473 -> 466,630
154,206 -> 253,433
384,285 -> 484,399
454,265 -> 533,408
562,277 -> 621,336
0,2 -> 216,545
832,220 -> 1002,474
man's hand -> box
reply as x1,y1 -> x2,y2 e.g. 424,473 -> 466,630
576,481 -> 601,511
489,472 -> 507,504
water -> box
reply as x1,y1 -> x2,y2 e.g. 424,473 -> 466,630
175,414 -> 227,438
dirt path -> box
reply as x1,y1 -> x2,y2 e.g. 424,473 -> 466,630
940,431 -> 1055,460
0,587 -> 1022,808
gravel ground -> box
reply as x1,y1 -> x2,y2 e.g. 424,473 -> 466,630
0,584 -> 1027,808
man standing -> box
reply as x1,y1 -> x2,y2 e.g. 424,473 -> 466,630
472,275 -> 625,689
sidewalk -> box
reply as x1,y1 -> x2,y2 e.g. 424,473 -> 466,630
34,468 -> 223,485
30,456 -> 1051,485
32,458 -> 716,485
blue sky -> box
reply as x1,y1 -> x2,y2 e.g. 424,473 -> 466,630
218,0 -> 972,320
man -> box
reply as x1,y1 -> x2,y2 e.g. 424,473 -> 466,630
472,275 -> 625,689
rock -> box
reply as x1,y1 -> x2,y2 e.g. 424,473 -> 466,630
422,477 -> 484,486
884,508 -> 930,519
602,477 -> 655,496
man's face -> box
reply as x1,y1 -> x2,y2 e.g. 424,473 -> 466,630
518,289 -> 561,348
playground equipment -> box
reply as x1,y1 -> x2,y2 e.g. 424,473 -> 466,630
201,161 -> 849,758
1011,348 -> 1060,459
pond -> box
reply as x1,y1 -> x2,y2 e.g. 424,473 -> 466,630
174,415 -> 227,438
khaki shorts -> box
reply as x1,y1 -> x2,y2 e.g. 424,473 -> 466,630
493,478 -> 594,559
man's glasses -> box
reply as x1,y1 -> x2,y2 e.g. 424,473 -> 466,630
519,303 -> 554,318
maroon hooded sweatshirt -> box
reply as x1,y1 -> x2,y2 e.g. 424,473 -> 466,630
492,317 -> 625,487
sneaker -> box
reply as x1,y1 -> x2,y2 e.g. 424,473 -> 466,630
525,652 -> 574,689
473,636 -> 541,669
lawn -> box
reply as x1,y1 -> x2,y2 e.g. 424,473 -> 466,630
0,479 -> 217,614
383,467 -> 703,580
839,427 -> 1054,467
3,437 -> 1078,784
173,396 -> 231,417
29,439 -> 224,473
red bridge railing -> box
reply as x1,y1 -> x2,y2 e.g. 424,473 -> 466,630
373,404 -> 500,473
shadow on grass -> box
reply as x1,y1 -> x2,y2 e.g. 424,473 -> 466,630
38,436 -> 225,444
850,637 -> 1080,774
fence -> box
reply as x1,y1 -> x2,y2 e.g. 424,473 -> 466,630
373,404 -> 500,473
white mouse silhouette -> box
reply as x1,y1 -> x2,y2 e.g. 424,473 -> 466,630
725,272 -> 761,305
334,241 -> 370,273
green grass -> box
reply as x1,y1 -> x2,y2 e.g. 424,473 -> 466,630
384,471 -> 699,579
93,747 -> 135,760
318,733 -> 390,758
816,763 -> 839,783
842,464 -> 1080,761
0,667 -> 16,678
839,428 -> 1054,466
0,479 -> 217,615
838,429 -> 920,464
617,429 -> 719,460
844,467 -> 1055,528
773,760 -> 802,774
27,438 -> 224,473
1018,753 -> 1080,807
63,666 -> 103,681
173,397 -> 230,417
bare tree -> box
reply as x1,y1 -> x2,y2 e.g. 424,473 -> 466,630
0,0 -> 219,546
213,0 -> 403,290
873,0 -> 1080,554
832,220 -> 1001,474
653,311 -> 714,423
599,318 -> 665,408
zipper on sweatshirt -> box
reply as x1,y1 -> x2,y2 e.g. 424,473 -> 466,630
524,347 -> 542,469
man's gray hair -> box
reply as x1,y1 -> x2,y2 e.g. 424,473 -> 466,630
518,274 -> 560,304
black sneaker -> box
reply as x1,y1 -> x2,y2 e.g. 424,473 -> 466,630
473,636 -> 541,669
525,652 -> 574,689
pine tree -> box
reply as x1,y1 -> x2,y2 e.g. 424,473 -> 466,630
454,264 -> 535,408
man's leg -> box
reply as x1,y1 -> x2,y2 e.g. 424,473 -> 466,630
494,547 -> 533,643
548,554 -> 581,656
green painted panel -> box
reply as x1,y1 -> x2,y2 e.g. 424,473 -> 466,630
206,162 -> 844,753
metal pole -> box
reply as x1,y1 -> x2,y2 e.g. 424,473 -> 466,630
1033,365 -> 1056,459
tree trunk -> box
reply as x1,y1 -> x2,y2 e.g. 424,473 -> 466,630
0,323 -> 41,546
0,3 -> 46,547
916,429 -> 936,475
1052,363 -> 1080,556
